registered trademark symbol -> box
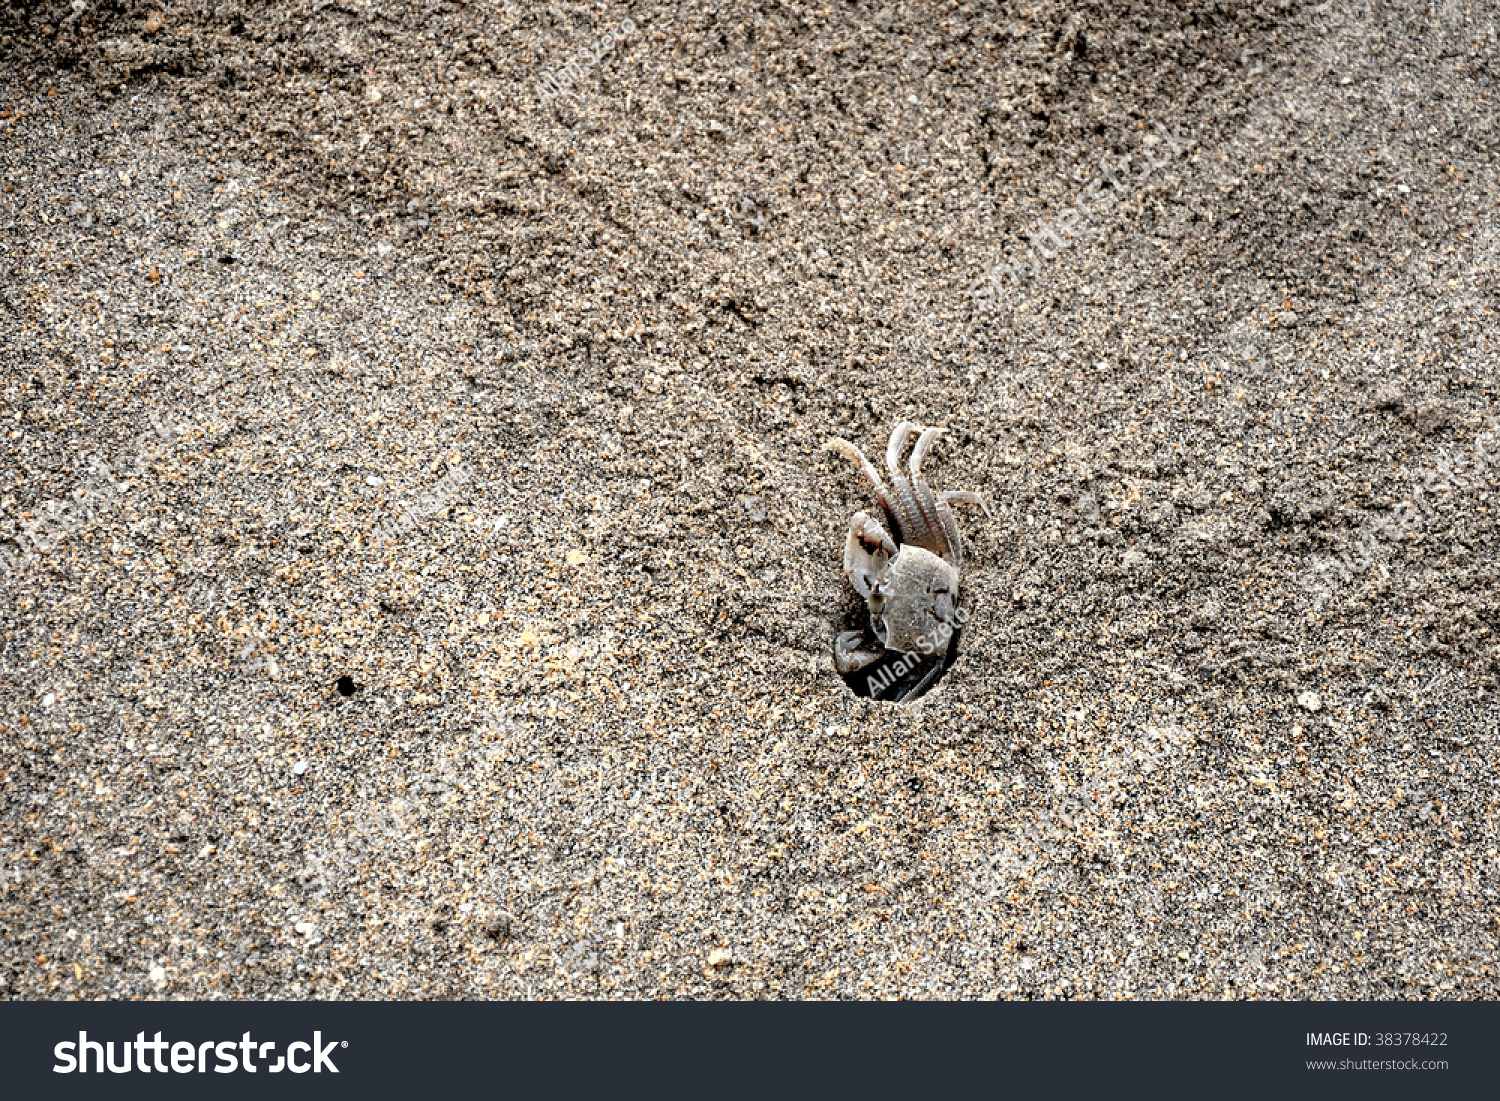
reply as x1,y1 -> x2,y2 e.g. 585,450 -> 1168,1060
342,1041 -> 348,1048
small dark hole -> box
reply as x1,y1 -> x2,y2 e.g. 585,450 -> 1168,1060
838,624 -> 961,704
835,581 -> 964,703
219,255 -> 236,265
335,675 -> 358,697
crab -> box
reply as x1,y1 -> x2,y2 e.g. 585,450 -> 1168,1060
825,421 -> 990,697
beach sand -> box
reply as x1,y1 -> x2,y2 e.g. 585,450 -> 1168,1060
1,0 -> 1497,999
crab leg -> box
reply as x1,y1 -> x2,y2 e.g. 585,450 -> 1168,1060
883,422 -> 937,552
928,491 -> 963,569
906,425 -> 960,565
885,421 -> 917,475
825,437 -> 888,497
908,426 -> 944,477
939,490 -> 992,518
895,654 -> 950,703
826,437 -> 905,542
831,424 -> 989,569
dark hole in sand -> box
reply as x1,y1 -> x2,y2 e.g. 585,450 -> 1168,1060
835,593 -> 962,705
335,675 -> 359,697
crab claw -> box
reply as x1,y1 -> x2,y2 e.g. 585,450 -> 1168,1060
834,631 -> 884,674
